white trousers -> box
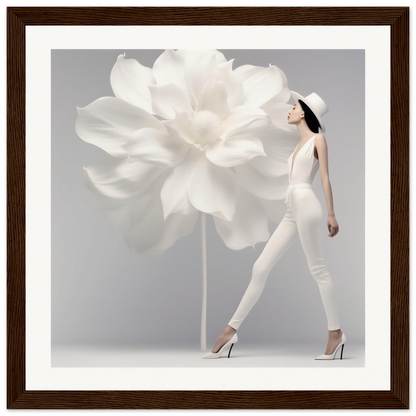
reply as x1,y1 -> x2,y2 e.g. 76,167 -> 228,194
228,182 -> 341,331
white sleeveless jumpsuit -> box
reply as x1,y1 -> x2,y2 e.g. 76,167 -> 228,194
228,135 -> 341,331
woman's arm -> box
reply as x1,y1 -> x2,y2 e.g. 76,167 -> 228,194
314,133 -> 339,237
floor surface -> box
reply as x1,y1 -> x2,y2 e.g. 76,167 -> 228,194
52,342 -> 364,367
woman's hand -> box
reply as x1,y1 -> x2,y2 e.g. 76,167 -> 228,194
327,213 -> 339,237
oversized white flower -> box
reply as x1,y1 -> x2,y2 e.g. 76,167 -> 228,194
75,49 -> 298,256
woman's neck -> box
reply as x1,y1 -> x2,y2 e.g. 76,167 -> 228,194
296,122 -> 315,141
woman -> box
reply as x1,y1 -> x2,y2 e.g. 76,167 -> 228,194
202,91 -> 347,360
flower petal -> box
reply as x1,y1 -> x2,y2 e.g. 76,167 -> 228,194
234,162 -> 288,200
195,78 -> 230,121
121,127 -> 191,167
205,131 -> 266,168
152,49 -> 186,89
233,64 -> 285,108
261,64 -> 291,103
123,192 -> 199,256
75,97 -> 164,158
110,53 -> 155,114
261,101 -> 294,129
176,49 -> 227,105
187,153 -> 237,221
144,210 -> 199,256
245,124 -> 297,178
214,59 -> 245,109
160,147 -> 201,219
161,112 -> 195,145
219,106 -> 271,141
213,186 -> 270,250
80,155 -> 171,210
148,83 -> 193,120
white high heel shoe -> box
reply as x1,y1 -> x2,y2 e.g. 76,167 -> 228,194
315,332 -> 347,360
201,332 -> 238,359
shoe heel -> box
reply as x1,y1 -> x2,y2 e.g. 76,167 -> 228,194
228,343 -> 235,358
340,344 -> 344,360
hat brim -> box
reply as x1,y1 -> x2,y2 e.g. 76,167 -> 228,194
290,91 -> 326,133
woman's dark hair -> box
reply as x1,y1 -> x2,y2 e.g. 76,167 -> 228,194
298,99 -> 321,134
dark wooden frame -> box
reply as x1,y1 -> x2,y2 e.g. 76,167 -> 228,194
7,6 -> 409,409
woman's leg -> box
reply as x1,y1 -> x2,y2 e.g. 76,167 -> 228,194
227,211 -> 299,331
293,189 -> 342,353
210,212 -> 298,352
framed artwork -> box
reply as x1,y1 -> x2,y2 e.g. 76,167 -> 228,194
7,6 -> 409,409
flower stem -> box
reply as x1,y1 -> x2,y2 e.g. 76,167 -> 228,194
201,212 -> 207,352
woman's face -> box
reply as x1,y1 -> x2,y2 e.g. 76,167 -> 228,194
287,101 -> 304,125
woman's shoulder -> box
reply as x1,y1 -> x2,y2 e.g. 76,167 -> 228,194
314,133 -> 327,143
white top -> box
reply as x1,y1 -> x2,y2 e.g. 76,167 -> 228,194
288,134 -> 319,182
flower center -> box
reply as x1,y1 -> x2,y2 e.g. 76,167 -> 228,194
190,110 -> 221,145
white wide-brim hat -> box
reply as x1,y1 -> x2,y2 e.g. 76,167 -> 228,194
290,91 -> 328,133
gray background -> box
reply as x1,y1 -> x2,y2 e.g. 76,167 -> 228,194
52,49 -> 364,360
